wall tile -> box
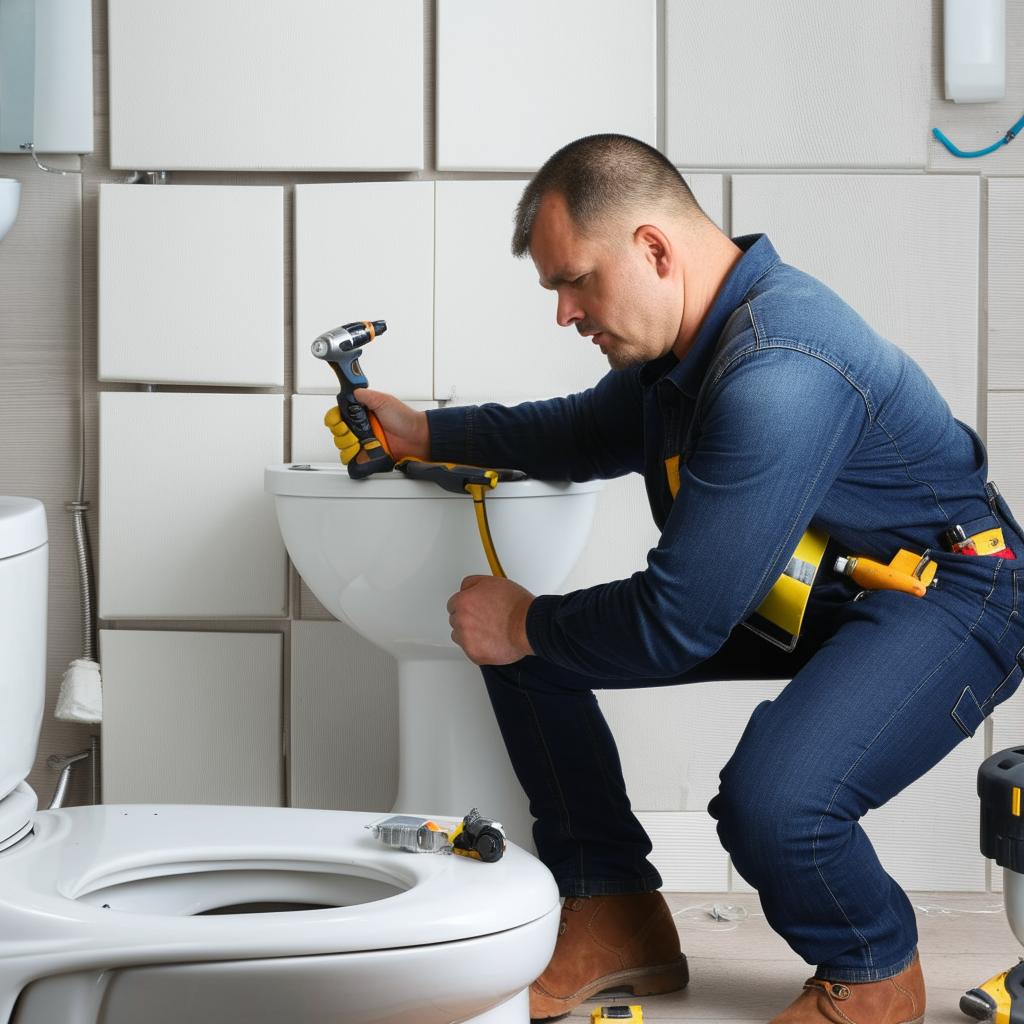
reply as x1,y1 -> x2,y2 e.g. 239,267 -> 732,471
108,0 -> 423,170
434,180 -> 609,402
863,730 -> 987,890
988,392 -> 1024,535
563,475 -> 660,593
436,0 -> 656,171
989,179 -> 1024,387
294,182 -> 434,397
599,680 -> 786,812
100,629 -> 282,805
666,1 -> 931,168
733,174 -> 980,426
290,394 -> 437,465
635,811 -> 729,891
289,621 -> 398,812
99,184 -> 283,385
99,393 -> 287,618
682,174 -> 725,230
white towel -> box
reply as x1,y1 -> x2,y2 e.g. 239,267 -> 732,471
55,658 -> 103,724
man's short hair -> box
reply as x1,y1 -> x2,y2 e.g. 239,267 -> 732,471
511,134 -> 705,258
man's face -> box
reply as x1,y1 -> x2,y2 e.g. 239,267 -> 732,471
529,191 -> 679,370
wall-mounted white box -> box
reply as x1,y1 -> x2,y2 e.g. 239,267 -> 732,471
733,174 -> 980,426
108,0 -> 424,170
99,393 -> 287,619
665,0 -> 931,168
99,184 -> 284,386
436,0 -> 656,171
101,629 -> 283,805
434,180 -> 608,402
295,183 -> 434,398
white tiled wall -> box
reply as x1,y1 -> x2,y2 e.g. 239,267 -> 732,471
436,0 -> 657,171
94,2 -> 1021,893
289,621 -> 398,812
665,1 -> 931,169
99,393 -> 287,618
732,174 -> 981,427
100,630 -> 283,805
434,180 -> 608,402
988,179 -> 1024,388
294,183 -> 435,398
99,184 -> 284,386
107,0 -> 424,171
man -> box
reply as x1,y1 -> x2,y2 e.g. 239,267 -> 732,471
326,134 -> 1024,1023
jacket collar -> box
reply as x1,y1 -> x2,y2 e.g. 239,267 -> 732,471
639,234 -> 780,397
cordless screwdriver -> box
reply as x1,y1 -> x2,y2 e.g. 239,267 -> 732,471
311,320 -> 394,479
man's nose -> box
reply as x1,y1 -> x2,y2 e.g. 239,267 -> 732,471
556,291 -> 583,328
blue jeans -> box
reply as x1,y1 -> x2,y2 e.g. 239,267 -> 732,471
481,494 -> 1024,983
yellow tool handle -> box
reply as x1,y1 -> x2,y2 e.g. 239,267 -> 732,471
836,555 -> 927,597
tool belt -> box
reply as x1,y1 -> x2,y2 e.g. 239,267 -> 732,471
744,513 -> 1016,652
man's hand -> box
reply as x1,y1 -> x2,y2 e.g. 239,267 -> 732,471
447,575 -> 535,665
324,388 -> 430,465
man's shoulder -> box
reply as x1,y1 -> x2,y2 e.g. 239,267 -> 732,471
726,260 -> 877,359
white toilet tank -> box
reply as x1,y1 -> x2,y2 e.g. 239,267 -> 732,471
0,497 -> 48,836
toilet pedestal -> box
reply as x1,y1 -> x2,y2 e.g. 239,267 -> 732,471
394,659 -> 531,847
266,465 -> 602,855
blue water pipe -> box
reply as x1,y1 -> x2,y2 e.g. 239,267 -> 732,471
932,112 -> 1024,158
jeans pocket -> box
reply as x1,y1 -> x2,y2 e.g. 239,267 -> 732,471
951,685 -> 986,738
981,644 -> 1024,719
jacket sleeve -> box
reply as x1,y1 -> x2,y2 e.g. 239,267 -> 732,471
425,368 -> 646,481
524,345 -> 871,679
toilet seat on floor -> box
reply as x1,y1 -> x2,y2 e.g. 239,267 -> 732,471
0,804 -> 558,960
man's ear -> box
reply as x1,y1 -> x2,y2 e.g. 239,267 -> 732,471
635,224 -> 673,279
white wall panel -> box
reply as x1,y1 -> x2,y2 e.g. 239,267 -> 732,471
600,680 -> 786,813
108,0 -> 423,170
635,811 -> 729,892
988,393 -> 1024,518
291,395 -> 437,465
100,393 -> 287,618
733,175 -> 980,426
436,0 -> 656,171
435,181 -> 608,402
682,174 -> 724,230
563,475 -> 659,592
666,1 -> 931,168
100,630 -> 282,805
295,183 -> 434,397
290,621 -> 398,812
864,730 -> 987,891
99,184 -> 283,386
989,179 -> 1024,388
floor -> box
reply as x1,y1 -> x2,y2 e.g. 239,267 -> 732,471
563,891 -> 1019,1023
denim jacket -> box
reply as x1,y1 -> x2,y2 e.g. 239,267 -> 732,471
426,235 -> 1004,679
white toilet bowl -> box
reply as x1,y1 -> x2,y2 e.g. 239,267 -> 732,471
0,804 -> 559,1024
0,496 -> 560,1023
265,464 -> 602,846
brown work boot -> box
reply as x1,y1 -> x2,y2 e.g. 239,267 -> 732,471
769,952 -> 925,1024
528,892 -> 688,1020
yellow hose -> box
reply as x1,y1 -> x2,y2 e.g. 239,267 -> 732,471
466,483 -> 506,578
